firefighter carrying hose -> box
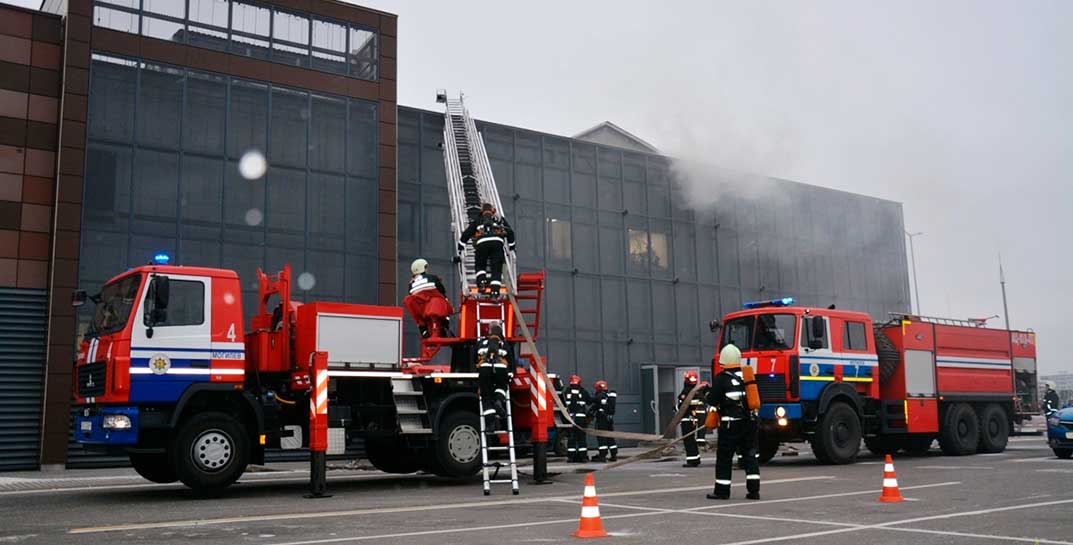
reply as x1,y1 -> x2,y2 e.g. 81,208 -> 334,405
562,375 -> 592,463
403,259 -> 453,338
591,380 -> 618,462
458,203 -> 516,298
476,322 -> 513,429
677,370 -> 705,467
696,380 -> 712,451
706,344 -> 761,500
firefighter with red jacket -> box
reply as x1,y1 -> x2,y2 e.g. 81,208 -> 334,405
706,344 -> 760,500
402,259 -> 453,338
457,203 -> 516,298
677,370 -> 705,467
562,375 -> 592,463
591,380 -> 618,462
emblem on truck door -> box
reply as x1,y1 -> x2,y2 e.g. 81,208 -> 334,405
149,354 -> 171,375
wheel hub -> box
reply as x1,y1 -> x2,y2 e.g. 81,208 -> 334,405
447,424 -> 479,464
192,430 -> 233,472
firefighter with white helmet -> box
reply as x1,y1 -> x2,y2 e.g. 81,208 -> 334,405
706,343 -> 761,500
562,375 -> 592,462
591,380 -> 618,462
402,258 -> 453,338
677,370 -> 705,467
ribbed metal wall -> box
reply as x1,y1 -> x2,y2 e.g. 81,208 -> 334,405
0,289 -> 47,471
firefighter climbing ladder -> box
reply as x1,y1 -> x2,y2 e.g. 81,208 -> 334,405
437,90 -> 517,297
478,391 -> 520,495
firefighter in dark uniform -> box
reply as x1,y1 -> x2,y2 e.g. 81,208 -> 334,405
591,380 -> 618,462
677,370 -> 705,467
706,344 -> 760,500
476,322 -> 513,430
458,203 -> 516,298
696,380 -> 712,451
1044,383 -> 1061,415
562,375 -> 592,463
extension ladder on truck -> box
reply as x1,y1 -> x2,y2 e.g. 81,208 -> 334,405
478,390 -> 520,495
437,90 -> 517,298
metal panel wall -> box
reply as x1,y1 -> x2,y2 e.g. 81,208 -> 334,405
0,289 -> 47,471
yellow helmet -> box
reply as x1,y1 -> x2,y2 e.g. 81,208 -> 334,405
411,258 -> 429,275
718,344 -> 742,367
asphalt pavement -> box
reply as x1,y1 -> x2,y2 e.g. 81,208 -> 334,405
1,436 -> 1070,544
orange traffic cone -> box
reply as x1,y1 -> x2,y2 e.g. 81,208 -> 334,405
573,473 -> 609,538
878,454 -> 904,503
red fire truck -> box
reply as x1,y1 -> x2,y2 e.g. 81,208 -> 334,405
71,263 -> 553,491
711,298 -> 1038,464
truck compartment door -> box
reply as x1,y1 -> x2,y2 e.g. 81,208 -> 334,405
904,349 -> 936,396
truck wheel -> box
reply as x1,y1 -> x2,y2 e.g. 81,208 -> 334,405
938,403 -> 979,456
758,438 -> 780,464
813,402 -> 861,464
864,436 -> 898,456
977,404 -> 1009,453
366,437 -> 421,474
903,435 -> 934,455
434,410 -> 482,477
171,412 -> 249,491
1054,448 -> 1073,459
129,452 -> 177,483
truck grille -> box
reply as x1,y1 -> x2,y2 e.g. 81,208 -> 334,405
755,373 -> 786,402
77,362 -> 106,398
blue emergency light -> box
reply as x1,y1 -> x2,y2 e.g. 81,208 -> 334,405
152,253 -> 171,265
743,297 -> 794,309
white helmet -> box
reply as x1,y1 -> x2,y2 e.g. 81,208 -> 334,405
718,344 -> 742,367
411,258 -> 428,275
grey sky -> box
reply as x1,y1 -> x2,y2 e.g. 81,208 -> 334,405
7,0 -> 1068,374
364,0 -> 1070,373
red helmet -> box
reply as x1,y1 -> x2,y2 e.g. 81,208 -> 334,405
684,370 -> 699,384
699,380 -> 710,388
594,380 -> 608,391
569,375 -> 581,385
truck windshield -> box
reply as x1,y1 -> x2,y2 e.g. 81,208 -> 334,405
722,313 -> 796,351
92,275 -> 141,336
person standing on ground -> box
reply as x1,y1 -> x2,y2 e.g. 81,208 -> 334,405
706,344 -> 760,500
591,380 -> 618,462
677,370 -> 705,467
562,375 -> 592,463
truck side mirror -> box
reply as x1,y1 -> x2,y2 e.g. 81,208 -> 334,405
708,319 -> 721,333
144,275 -> 170,330
811,316 -> 825,340
72,289 -> 87,307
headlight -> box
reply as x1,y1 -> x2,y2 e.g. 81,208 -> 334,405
775,406 -> 787,418
102,415 -> 132,430
777,418 -> 788,427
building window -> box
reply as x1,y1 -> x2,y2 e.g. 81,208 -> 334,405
628,228 -> 648,272
548,217 -> 571,261
92,0 -> 379,81
650,231 -> 669,272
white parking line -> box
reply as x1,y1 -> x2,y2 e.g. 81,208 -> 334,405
68,475 -> 834,534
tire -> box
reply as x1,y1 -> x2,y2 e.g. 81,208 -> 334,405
758,438 -> 780,465
129,452 -> 177,484
874,330 -> 900,383
1054,448 -> 1073,459
864,436 -> 898,456
433,410 -> 482,477
903,435 -> 934,455
813,402 -> 861,464
938,403 -> 979,456
170,412 -> 249,491
366,437 -> 421,474
977,404 -> 1009,453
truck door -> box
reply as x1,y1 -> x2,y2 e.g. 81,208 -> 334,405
798,315 -> 832,399
129,274 -> 212,402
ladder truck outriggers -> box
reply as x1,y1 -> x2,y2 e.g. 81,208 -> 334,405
70,92 -> 554,494
710,298 -> 1038,465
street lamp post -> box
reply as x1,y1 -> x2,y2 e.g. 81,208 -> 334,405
905,231 -> 923,315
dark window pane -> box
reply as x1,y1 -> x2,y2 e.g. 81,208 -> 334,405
598,177 -> 621,210
345,254 -> 377,304
345,177 -> 378,255
93,6 -> 138,33
307,250 -> 344,300
151,280 -> 204,327
313,18 -> 347,52
88,55 -> 137,143
266,167 -> 305,246
142,16 -> 185,43
228,79 -> 268,158
132,149 -> 178,222
189,0 -> 228,27
144,0 -> 184,18
223,160 -> 266,243
347,99 -> 377,177
272,42 -> 309,68
230,34 -> 270,60
232,2 -> 270,37
309,172 -> 344,250
310,94 -> 346,172
312,50 -> 347,74
347,26 -> 377,80
598,212 -> 623,275
137,62 -> 183,150
572,214 -> 597,274
83,143 -> 132,231
181,155 -> 223,226
543,169 -> 569,204
186,25 -> 229,51
182,238 -> 221,268
269,88 -> 308,168
184,70 -> 226,155
623,180 -> 645,215
273,9 -> 309,44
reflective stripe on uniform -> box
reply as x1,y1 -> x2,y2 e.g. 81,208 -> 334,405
715,479 -> 731,485
686,455 -> 700,461
746,474 -> 760,480
476,237 -> 505,245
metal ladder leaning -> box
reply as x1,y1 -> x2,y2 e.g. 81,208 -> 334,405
478,389 -> 519,495
476,301 -> 505,331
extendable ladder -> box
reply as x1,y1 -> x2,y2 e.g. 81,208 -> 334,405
478,391 -> 520,495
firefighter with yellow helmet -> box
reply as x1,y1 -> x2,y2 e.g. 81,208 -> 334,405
706,343 -> 761,500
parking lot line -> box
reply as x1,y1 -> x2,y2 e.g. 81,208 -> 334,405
67,475 -> 833,534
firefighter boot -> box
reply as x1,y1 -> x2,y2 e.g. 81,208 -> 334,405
441,316 -> 454,338
419,325 -> 430,338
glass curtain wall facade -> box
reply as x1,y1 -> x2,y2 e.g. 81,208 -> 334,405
397,107 -> 910,427
78,53 -> 380,335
